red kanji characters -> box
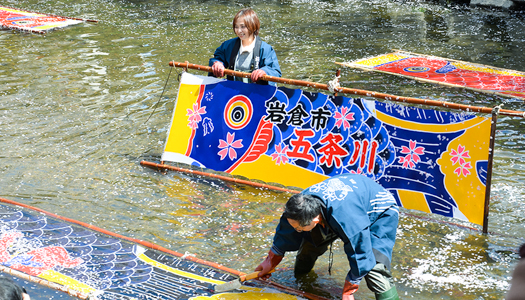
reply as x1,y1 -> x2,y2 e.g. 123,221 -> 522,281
318,133 -> 349,168
287,129 -> 315,162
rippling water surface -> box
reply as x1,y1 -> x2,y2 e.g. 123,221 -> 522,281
1,0 -> 524,299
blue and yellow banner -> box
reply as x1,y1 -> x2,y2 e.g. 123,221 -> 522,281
163,73 -> 492,226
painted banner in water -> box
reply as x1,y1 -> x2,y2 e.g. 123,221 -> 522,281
0,6 -> 82,33
340,51 -> 525,100
163,73 -> 492,226
0,201 -> 307,299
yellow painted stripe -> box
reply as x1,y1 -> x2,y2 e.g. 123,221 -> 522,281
451,62 -> 525,77
231,154 -> 328,190
353,53 -> 408,68
137,253 -> 225,285
33,20 -> 82,30
138,252 -> 303,298
375,110 -> 487,133
164,83 -> 202,155
0,7 -> 45,16
38,269 -> 96,295
397,189 -> 430,213
138,253 -> 300,299
191,290 -> 300,300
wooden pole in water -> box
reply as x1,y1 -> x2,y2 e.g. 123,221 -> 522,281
169,61 -> 525,118
0,265 -> 90,299
140,161 -> 300,194
482,106 -> 500,234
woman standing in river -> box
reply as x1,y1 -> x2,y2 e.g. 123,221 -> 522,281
209,8 -> 281,86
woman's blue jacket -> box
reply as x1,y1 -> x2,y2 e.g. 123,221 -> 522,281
209,37 -> 281,86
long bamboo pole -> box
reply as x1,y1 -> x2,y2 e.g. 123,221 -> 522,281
140,161 -> 300,194
0,265 -> 90,300
169,61 -> 525,118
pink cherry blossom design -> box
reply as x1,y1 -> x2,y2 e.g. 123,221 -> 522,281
454,161 -> 472,177
186,103 -> 207,130
270,143 -> 290,165
333,107 -> 355,130
450,144 -> 470,166
217,132 -> 243,160
399,155 -> 415,168
350,168 -> 363,174
398,140 -> 425,169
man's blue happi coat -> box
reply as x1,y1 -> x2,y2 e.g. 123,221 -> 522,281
271,174 -> 399,283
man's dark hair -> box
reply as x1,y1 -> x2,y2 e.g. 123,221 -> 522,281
519,243 -> 525,259
283,194 -> 322,226
0,277 -> 25,300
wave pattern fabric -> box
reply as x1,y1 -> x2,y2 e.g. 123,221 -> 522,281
0,202 -> 306,299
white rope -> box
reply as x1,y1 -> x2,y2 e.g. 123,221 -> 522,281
492,104 -> 503,115
182,251 -> 196,259
327,75 -> 341,93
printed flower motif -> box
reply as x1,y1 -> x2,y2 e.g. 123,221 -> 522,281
270,143 -> 290,165
202,117 -> 214,136
218,132 -> 243,160
450,144 -> 470,166
186,102 -> 207,130
398,140 -> 425,168
204,92 -> 213,102
309,182 -> 327,193
333,106 -> 355,130
454,161 -> 472,177
350,168 -> 363,175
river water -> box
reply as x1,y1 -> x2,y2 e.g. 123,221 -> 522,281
1,0 -> 524,299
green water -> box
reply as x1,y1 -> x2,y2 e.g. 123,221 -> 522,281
1,0 -> 525,299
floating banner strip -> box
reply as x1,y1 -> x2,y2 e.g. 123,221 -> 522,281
0,5 -> 95,34
339,50 -> 525,100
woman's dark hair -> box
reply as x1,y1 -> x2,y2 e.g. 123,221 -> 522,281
0,277 -> 25,300
283,194 -> 322,226
519,243 -> 525,259
232,8 -> 260,36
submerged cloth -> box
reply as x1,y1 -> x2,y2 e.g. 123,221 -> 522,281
271,174 -> 399,284
209,36 -> 281,86
507,259 -> 525,300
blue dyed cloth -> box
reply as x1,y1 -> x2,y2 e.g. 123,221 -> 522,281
271,174 -> 399,284
209,37 -> 281,86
